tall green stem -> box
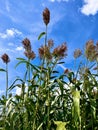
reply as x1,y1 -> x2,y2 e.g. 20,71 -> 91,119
43,25 -> 48,66
45,25 -> 47,46
27,58 -> 31,96
47,68 -> 50,130
6,63 -> 8,99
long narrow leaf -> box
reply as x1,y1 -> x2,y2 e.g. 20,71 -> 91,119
0,68 -> 6,72
38,32 -> 46,40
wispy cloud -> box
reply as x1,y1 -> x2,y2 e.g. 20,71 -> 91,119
8,42 -> 14,46
5,0 -> 10,12
49,0 -> 69,2
15,46 -> 23,51
0,28 -> 22,39
81,0 -> 98,16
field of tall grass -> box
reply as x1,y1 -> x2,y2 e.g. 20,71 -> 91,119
0,8 -> 98,130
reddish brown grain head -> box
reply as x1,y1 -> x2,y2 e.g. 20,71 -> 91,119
1,53 -> 10,64
74,49 -> 82,59
39,45 -> 52,60
22,38 -> 31,51
53,43 -> 67,58
48,39 -> 54,48
24,51 -> 35,60
43,8 -> 50,26
85,40 -> 96,61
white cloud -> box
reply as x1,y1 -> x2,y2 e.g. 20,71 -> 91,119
49,0 -> 69,2
81,0 -> 98,16
0,28 -> 22,39
16,46 -> 23,51
15,87 -> 21,95
7,29 -> 15,36
15,84 -> 28,96
8,42 -> 14,46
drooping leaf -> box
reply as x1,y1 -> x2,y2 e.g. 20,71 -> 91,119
0,68 -> 6,72
57,61 -> 65,64
8,78 -> 24,91
15,61 -> 26,68
38,32 -> 46,40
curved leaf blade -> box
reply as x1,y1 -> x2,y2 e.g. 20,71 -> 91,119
38,32 -> 46,40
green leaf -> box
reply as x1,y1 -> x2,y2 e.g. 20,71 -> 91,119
50,76 -> 57,79
8,78 -> 24,91
37,123 -> 43,130
72,90 -> 81,124
15,61 -> 27,68
57,61 -> 65,64
52,70 -> 59,73
57,79 -> 64,95
16,58 -> 26,61
54,121 -> 69,130
0,68 -> 6,72
15,59 -> 40,73
38,32 -> 46,40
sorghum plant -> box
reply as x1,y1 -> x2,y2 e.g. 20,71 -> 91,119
0,7 -> 98,130
1,53 -> 10,98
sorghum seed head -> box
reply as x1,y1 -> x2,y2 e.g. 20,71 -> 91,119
96,41 -> 98,47
24,51 -> 35,60
64,69 -> 70,74
48,39 -> 54,48
53,43 -> 67,58
1,53 -> 10,64
39,46 -> 45,59
43,8 -> 50,26
59,43 -> 67,56
22,38 -> 31,51
74,49 -> 82,59
85,40 -> 96,61
38,45 -> 52,59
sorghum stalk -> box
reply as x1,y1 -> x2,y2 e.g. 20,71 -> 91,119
43,7 -> 50,59
45,25 -> 47,46
6,63 -> 8,99
1,53 -> 10,98
46,67 -> 50,130
72,90 -> 81,129
32,86 -> 41,130
28,58 -> 31,86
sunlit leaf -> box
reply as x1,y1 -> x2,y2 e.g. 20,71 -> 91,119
37,123 -> 43,130
54,121 -> 69,130
72,90 -> 81,126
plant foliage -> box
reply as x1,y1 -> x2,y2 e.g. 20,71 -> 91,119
0,8 -> 98,130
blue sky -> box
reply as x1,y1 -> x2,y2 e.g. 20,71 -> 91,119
0,0 -> 98,95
